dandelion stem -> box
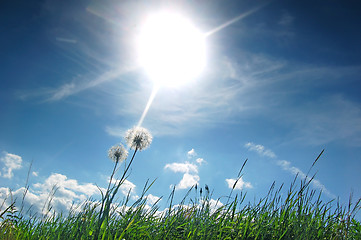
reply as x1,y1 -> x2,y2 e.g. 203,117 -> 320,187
109,147 -> 138,204
107,157 -> 119,196
98,156 -> 119,224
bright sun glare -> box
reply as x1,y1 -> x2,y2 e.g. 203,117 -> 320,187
138,11 -> 206,88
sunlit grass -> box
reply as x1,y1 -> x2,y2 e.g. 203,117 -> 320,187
1,178 -> 361,239
1,129 -> 360,239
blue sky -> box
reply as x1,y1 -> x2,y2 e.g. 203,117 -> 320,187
1,0 -> 361,217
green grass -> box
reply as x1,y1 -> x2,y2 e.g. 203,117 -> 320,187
1,140 -> 360,239
1,173 -> 360,239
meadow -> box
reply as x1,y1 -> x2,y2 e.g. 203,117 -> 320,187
1,127 -> 360,239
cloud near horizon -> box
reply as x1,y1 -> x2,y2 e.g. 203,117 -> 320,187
0,172 -> 102,215
146,193 -> 161,205
0,167 -> 162,217
109,178 -> 138,199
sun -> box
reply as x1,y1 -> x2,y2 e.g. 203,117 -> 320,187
137,11 -> 206,88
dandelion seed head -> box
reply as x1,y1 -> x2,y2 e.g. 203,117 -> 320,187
108,144 -> 128,162
125,126 -> 153,151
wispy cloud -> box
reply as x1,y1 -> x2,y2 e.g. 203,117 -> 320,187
105,53 -> 279,136
205,2 -> 271,37
280,95 -> 361,146
16,69 -> 127,102
18,0 -> 361,144
278,10 -> 294,27
56,37 -> 77,44
244,142 -> 276,158
0,152 -> 22,179
51,68 -> 134,102
276,160 -> 336,199
139,57 -> 360,139
226,177 -> 253,190
217,53 -> 361,147
105,126 -> 127,139
244,142 -> 335,198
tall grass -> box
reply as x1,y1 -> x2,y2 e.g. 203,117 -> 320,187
1,130 -> 360,239
1,176 -> 360,239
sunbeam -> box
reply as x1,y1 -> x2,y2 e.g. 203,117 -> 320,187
137,86 -> 159,127
205,2 -> 271,37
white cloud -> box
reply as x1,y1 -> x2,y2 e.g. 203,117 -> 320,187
164,162 -> 200,190
34,173 -> 100,197
32,171 -> 38,177
0,152 -> 23,179
146,194 -> 161,205
119,180 -> 136,197
196,158 -> 206,165
108,178 -> 137,198
0,187 -> 10,203
208,198 -> 224,210
198,198 -> 224,215
164,149 -> 208,190
0,173 -> 103,216
226,177 -> 253,190
177,173 -> 200,190
164,162 -> 198,174
244,142 -> 276,158
187,149 -> 197,158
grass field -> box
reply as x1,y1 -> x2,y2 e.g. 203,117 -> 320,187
1,128 -> 360,239
1,178 -> 361,239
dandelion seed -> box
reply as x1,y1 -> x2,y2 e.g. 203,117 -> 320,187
125,126 -> 153,151
108,144 -> 128,162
